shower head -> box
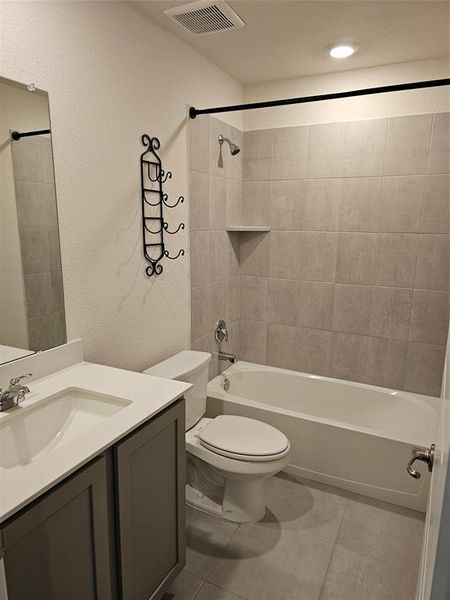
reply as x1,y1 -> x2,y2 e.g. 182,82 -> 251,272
218,134 -> 241,167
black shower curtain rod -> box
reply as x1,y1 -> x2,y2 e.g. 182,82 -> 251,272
189,78 -> 450,119
11,128 -> 51,141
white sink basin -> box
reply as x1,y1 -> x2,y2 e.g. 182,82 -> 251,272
0,388 -> 131,469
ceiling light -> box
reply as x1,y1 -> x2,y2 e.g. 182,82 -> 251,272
329,42 -> 358,59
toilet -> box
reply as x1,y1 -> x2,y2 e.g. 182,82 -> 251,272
144,350 -> 290,523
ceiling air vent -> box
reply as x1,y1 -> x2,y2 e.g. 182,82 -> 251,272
164,0 -> 244,36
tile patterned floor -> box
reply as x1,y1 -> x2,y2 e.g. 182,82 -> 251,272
168,472 -> 425,600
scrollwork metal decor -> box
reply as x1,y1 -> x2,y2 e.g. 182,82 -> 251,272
140,135 -> 185,276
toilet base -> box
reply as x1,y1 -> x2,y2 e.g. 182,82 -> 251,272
186,478 -> 266,524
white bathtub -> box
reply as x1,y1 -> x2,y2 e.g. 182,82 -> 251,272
207,361 -> 440,511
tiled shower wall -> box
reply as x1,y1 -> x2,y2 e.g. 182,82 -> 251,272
189,112 -> 449,396
188,116 -> 242,377
240,113 -> 450,397
12,136 -> 66,351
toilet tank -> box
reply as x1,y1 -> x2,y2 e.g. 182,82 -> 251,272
144,351 -> 211,430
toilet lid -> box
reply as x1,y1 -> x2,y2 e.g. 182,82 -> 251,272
198,415 -> 289,461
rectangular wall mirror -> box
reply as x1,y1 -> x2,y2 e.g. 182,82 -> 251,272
0,76 -> 66,365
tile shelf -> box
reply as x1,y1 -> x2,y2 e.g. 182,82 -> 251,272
226,225 -> 271,232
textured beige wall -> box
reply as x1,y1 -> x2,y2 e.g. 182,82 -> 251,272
0,1 -> 243,371
244,57 -> 450,130
239,113 -> 449,396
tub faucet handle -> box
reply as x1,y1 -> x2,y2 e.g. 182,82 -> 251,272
215,319 -> 228,343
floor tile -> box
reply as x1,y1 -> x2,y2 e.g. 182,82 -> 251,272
196,582 -> 247,600
168,568 -> 203,600
185,506 -> 238,579
208,522 -> 333,600
264,473 -> 348,544
319,545 -> 417,600
336,494 -> 425,571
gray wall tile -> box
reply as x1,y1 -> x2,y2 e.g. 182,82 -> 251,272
301,179 -> 342,231
421,175 -> 450,233
404,342 -> 445,396
307,122 -> 346,178
369,287 -> 413,341
410,289 -> 449,345
189,170 -> 209,231
378,176 -> 426,233
240,320 -> 267,364
428,112 -> 450,174
225,277 -> 240,322
384,114 -> 432,175
24,271 -> 64,319
267,278 -> 299,326
270,232 -> 301,279
188,113 -> 209,173
332,284 -> 373,335
240,276 -> 268,321
344,118 -> 387,177
12,136 -> 55,183
360,337 -> 407,389
330,332 -> 369,383
20,228 -> 61,274
375,234 -> 419,288
297,232 -> 338,282
210,117 -> 228,177
28,311 -> 66,352
296,327 -> 332,376
339,178 -> 381,232
226,179 -> 242,226
240,231 -> 270,277
243,129 -> 274,181
271,180 -> 303,230
191,285 -> 210,341
208,280 -> 226,333
272,125 -> 308,180
297,281 -> 335,330
15,181 -> 58,229
190,231 -> 210,287
415,234 -> 449,291
336,233 -> 378,285
242,181 -> 271,226
226,124 -> 243,181
209,175 -> 226,231
266,322 -> 300,371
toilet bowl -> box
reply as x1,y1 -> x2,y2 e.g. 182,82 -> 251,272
144,351 -> 290,523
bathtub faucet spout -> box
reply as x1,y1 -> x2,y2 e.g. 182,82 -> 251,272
218,351 -> 237,364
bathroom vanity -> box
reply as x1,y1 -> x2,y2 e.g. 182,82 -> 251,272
0,361 -> 190,600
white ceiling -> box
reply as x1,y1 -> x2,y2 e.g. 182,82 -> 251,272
133,0 -> 450,84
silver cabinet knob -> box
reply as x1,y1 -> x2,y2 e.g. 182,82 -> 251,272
407,444 -> 435,479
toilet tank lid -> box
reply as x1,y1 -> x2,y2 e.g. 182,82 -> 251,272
144,351 -> 211,380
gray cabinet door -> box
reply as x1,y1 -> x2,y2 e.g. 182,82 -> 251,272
2,455 -> 115,600
115,399 -> 185,600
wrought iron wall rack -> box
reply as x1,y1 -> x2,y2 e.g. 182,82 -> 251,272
140,135 -> 185,277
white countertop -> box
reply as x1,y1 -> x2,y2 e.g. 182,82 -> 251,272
0,361 -> 190,523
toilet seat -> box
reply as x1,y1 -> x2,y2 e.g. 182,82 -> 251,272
198,415 -> 290,462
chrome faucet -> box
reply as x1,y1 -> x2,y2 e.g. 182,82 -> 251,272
0,374 -> 32,412
218,351 -> 237,364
